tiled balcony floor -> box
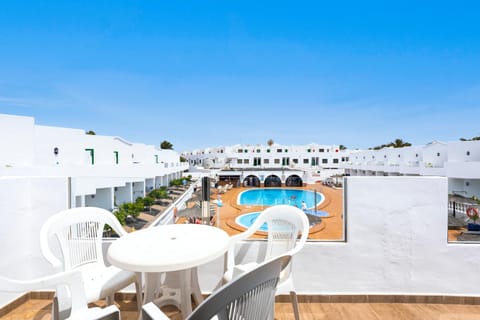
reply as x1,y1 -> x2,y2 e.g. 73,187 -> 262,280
3,295 -> 480,320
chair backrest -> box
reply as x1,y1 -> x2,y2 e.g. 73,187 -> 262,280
0,269 -> 120,320
143,254 -> 291,320
40,207 -> 127,271
230,205 -> 309,279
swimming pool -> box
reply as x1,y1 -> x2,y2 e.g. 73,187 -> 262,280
236,212 -> 270,231
235,210 -> 328,231
237,188 -> 324,209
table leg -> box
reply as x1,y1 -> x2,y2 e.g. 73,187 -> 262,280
143,273 -> 161,304
190,267 -> 204,306
180,269 -> 192,317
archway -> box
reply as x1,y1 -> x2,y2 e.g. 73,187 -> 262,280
264,175 -> 282,187
242,175 -> 260,187
285,175 -> 303,187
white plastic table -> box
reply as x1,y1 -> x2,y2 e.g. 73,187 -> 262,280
107,224 -> 230,318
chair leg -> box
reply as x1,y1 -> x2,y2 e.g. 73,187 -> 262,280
290,291 -> 300,320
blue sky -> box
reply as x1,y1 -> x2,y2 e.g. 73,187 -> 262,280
1,1 -> 479,152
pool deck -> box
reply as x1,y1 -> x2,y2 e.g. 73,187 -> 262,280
199,183 -> 344,240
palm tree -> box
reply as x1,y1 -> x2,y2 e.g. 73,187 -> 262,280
339,144 -> 347,150
372,139 -> 412,150
160,140 -> 174,149
86,130 -> 96,135
392,139 -> 411,148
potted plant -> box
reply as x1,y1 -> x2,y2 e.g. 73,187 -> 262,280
466,206 -> 480,231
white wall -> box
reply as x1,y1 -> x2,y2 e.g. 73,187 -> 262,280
0,177 -> 69,306
0,114 -> 35,167
34,125 -> 85,166
4,175 -> 480,308
200,176 -> 480,296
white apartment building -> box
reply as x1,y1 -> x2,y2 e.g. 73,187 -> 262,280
182,143 -> 347,186
184,140 -> 480,198
0,113 -> 188,210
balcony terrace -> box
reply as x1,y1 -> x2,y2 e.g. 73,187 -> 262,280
3,293 -> 480,320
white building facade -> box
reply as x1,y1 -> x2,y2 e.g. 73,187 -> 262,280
183,139 -> 480,198
0,113 -> 188,210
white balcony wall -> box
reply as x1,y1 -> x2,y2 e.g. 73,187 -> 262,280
446,161 -> 480,179
0,177 -> 69,307
422,142 -> 447,168
400,146 -> 423,166
200,177 -> 480,296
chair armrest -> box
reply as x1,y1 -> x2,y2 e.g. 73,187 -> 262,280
142,302 -> 171,320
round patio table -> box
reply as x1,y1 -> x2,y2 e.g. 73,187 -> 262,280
107,224 -> 230,318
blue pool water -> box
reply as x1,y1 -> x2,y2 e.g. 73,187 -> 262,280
235,210 -> 328,231
237,188 -> 324,209
236,212 -> 269,231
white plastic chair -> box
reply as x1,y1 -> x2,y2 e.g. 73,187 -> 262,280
142,254 -> 292,320
0,269 -> 121,320
40,207 -> 142,318
223,205 -> 309,320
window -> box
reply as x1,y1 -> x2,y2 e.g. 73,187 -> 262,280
264,159 -> 270,164
253,157 -> 261,166
307,149 -> 311,153
322,158 -> 328,164
244,159 -> 250,164
284,149 -> 288,152
277,149 -> 282,153
274,159 -> 280,164
333,158 -> 339,164
238,149 -> 243,153
238,159 -> 243,164
256,149 -> 261,153
311,157 -> 319,166
467,151 -> 470,156
437,152 -> 440,157
319,148 -> 324,152
293,158 -> 298,164
244,149 -> 248,153
282,157 -> 290,166
303,158 -> 309,164
267,149 -> 271,153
